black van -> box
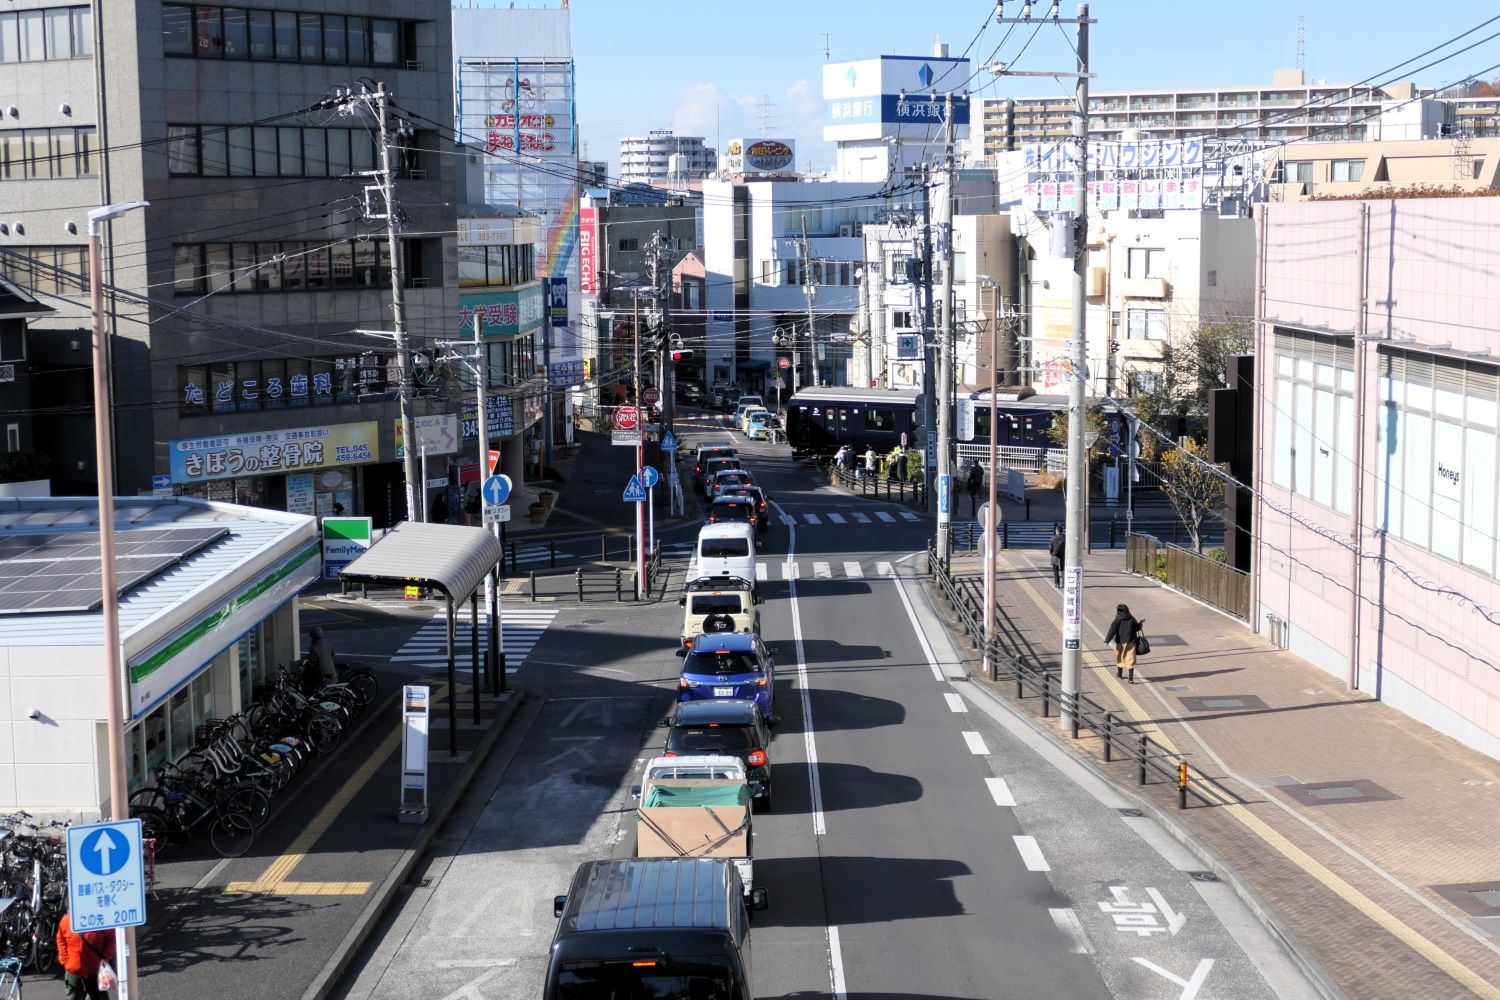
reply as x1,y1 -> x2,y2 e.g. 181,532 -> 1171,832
544,858 -> 768,1000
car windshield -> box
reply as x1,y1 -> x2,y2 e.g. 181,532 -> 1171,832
684,651 -> 762,675
707,460 -> 741,474
554,956 -> 738,999
669,725 -> 756,754
700,539 -> 749,558
690,595 -> 743,614
711,504 -> 752,521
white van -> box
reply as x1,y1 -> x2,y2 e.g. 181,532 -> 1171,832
694,523 -> 757,587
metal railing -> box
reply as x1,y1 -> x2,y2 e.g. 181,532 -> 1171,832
1125,532 -> 1250,620
826,462 -> 927,508
926,540 -> 1240,811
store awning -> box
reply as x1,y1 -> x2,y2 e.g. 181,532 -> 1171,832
337,521 -> 502,601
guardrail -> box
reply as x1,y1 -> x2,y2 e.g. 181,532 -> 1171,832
925,540 -> 1239,811
942,517 -> 1221,553
1125,532 -> 1250,620
825,462 -> 927,508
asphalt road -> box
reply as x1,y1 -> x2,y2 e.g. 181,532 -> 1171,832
332,412 -> 1321,1000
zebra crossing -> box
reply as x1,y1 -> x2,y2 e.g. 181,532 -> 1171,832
774,509 -> 922,527
389,607 -> 559,673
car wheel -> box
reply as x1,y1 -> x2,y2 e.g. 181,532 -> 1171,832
756,784 -> 773,813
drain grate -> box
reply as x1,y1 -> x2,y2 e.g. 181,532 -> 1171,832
1279,779 -> 1399,807
404,876 -> 432,889
1117,807 -> 1144,818
949,675 -> 970,682
1188,871 -> 1219,883
1179,694 -> 1270,713
1249,774 -> 1301,788
1162,684 -> 1192,693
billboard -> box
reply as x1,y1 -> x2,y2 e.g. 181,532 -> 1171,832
723,138 -> 796,176
168,421 -> 379,483
1022,139 -> 1205,213
579,206 -> 599,295
459,286 -> 546,338
822,56 -> 971,142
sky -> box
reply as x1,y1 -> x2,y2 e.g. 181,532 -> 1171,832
544,0 -> 1500,177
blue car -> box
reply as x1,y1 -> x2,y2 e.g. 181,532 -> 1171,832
675,632 -> 777,716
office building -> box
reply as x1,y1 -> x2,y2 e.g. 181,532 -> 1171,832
618,131 -> 715,185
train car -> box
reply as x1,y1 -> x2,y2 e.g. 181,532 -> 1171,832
784,387 -> 923,459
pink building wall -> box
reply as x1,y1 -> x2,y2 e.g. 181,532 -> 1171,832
1255,198 -> 1500,761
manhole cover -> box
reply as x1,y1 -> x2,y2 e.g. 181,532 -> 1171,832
1162,684 -> 1192,693
1179,694 -> 1270,713
1307,785 -> 1364,800
949,675 -> 969,683
1250,774 -> 1301,788
1473,889 -> 1500,908
1280,779 -> 1399,806
1431,880 -> 1500,916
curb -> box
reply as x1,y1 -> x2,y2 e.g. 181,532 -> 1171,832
301,690 -> 525,1000
914,574 -> 1349,1000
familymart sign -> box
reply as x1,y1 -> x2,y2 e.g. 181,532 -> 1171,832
322,517 -> 373,581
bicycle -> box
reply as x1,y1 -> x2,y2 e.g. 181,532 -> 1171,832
129,766 -> 255,858
0,954 -> 21,999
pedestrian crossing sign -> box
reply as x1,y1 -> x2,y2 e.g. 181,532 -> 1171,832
623,474 -> 647,502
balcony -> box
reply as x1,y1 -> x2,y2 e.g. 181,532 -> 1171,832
1118,277 -> 1169,299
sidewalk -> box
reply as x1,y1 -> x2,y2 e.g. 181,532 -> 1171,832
936,546 -> 1500,1000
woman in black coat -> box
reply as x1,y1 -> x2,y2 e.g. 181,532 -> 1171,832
1104,603 -> 1143,682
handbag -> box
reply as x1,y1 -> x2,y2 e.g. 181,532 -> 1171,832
1135,633 -> 1151,656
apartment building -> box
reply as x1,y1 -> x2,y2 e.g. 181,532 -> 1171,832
976,69 -> 1417,158
618,131 -> 715,186
0,2 -> 457,523
1265,136 -> 1500,200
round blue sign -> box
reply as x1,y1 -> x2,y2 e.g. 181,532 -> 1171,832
641,465 -> 661,488
79,828 -> 129,877
482,474 -> 513,506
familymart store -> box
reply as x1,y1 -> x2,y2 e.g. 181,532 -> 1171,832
0,497 -> 318,820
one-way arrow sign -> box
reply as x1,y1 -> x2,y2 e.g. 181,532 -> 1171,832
622,474 -> 647,502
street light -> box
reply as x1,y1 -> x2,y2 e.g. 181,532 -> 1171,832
86,198 -> 148,997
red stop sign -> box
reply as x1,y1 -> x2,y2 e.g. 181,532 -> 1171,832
778,357 -> 791,370
617,405 -> 639,429
643,387 -> 661,405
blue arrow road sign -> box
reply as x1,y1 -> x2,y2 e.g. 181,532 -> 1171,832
67,819 -> 146,931
661,431 -> 679,452
641,465 -> 661,488
623,474 -> 647,502
482,474 -> 513,506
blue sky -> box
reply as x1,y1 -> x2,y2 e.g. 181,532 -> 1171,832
564,0 -> 1500,175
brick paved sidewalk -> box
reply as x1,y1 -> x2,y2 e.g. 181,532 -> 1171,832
940,546 -> 1500,1000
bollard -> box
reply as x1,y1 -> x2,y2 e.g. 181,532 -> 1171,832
1025,497 -> 1031,520
601,533 -> 607,562
1016,668 -> 1024,700
550,539 -> 556,567
1002,521 -> 1010,549
529,571 -> 537,602
1110,518 -> 1117,549
1042,673 -> 1050,717
614,567 -> 623,602
1103,713 -> 1114,761
1138,735 -> 1149,785
1070,694 -> 1080,740
576,568 -> 584,602
1178,761 -> 1189,810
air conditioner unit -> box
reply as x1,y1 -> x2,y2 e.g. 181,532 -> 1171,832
1086,267 -> 1106,296
838,224 -> 854,238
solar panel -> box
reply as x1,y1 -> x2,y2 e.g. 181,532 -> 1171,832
0,526 -> 230,616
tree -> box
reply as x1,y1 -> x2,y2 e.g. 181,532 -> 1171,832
1157,438 -> 1226,553
1126,319 -> 1252,453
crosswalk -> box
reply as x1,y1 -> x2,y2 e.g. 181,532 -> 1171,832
775,509 -> 921,527
675,558 -> 901,581
389,608 -> 559,673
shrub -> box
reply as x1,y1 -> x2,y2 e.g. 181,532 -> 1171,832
1154,552 -> 1167,581
1206,547 -> 1227,564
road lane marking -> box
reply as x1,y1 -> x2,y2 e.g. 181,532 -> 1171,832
827,512 -> 846,524
1001,550 -> 1500,999
770,499 -> 826,837
900,511 -> 919,521
876,561 -> 894,576
804,513 -> 822,525
1014,835 -> 1051,872
1133,958 -> 1214,1000
756,562 -> 768,582
779,514 -> 796,526
814,561 -> 832,579
944,692 -> 967,713
843,561 -> 863,578
828,925 -> 848,1000
875,511 -> 896,523
892,570 -> 945,681
986,776 -> 1016,807
1049,908 -> 1095,955
962,731 -> 989,755
852,512 -> 871,524
781,561 -> 800,580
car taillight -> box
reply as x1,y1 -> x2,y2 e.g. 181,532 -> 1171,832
679,678 -> 692,688
747,749 -> 766,767
756,675 -> 768,686
664,750 -> 678,758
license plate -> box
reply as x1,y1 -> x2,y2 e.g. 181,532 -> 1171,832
713,686 -> 735,697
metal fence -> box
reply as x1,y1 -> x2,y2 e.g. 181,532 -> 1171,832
1125,532 -> 1250,620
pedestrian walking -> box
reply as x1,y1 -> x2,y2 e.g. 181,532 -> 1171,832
887,446 -> 904,482
1048,524 -> 1065,587
57,910 -> 116,1000
967,461 -> 983,516
864,446 -> 877,477
1105,603 -> 1144,683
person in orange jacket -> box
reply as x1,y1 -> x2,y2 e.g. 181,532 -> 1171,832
57,911 -> 115,1000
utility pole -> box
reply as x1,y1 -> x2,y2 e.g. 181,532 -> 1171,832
633,290 -> 646,600
799,214 -> 822,387
919,165 -> 937,513
473,313 -> 505,691
870,250 -> 886,388
935,90 -> 957,563
373,83 -> 420,524
984,295 -> 1005,681
855,241 -> 872,389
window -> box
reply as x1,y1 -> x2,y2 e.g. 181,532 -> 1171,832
1279,160 -> 1314,183
167,125 -> 199,174
172,239 -> 400,295
221,6 -> 248,57
0,6 -> 90,62
165,125 -> 407,179
17,11 -> 44,61
1331,159 -> 1364,182
0,127 -> 98,181
371,18 -> 398,65
618,238 -> 639,252
297,13 -> 320,61
1273,330 -> 1355,516
161,5 -> 193,54
273,11 -> 296,59
194,5 -> 223,58
247,9 -> 273,58
1126,307 -> 1166,340
0,245 -> 89,293
866,408 -> 896,431
892,310 -> 914,329
1127,247 -> 1166,278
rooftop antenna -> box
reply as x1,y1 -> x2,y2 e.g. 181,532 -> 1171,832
1296,16 -> 1305,73
759,95 -> 776,134
821,33 -> 830,61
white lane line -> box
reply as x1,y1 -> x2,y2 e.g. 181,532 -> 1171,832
814,561 -> 832,579
827,512 -> 846,524
892,571 -> 944,682
827,925 -> 848,1000
781,561 -> 800,580
804,513 -> 822,525
1014,835 -> 1051,872
779,514 -> 796,526
1049,908 -> 1095,955
986,776 -> 1016,807
852,512 -> 871,524
755,562 -> 768,582
900,511 -> 919,521
769,499 -> 826,837
843,561 -> 863,578
876,561 -> 894,576
875,511 -> 896,523
944,692 -> 967,713
962,731 -> 989,755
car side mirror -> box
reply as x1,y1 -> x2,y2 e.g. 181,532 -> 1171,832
675,648 -> 688,658
766,715 -> 781,728
768,647 -> 780,655
678,596 -> 686,606
630,784 -> 641,800
749,887 -> 769,911
657,717 -> 672,728
554,894 -> 567,918
755,595 -> 765,605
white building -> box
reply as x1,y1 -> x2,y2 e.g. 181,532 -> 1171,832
619,131 -> 716,185
0,498 -> 318,819
823,50 -> 972,183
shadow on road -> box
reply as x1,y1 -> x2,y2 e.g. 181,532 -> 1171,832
754,854 -> 969,927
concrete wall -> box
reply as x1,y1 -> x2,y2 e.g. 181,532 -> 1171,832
0,643 -> 106,817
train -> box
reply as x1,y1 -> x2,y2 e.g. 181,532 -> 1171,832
783,385 -> 1064,459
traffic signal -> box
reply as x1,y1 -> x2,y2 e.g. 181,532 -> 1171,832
671,349 -> 694,362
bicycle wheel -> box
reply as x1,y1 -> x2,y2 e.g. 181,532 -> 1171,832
220,783 -> 271,829
130,806 -> 173,849
208,810 -> 255,858
0,966 -> 21,1000
303,711 -> 343,756
0,900 -> 36,971
342,669 -> 378,708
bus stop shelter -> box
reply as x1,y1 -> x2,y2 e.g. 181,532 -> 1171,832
336,521 -> 505,754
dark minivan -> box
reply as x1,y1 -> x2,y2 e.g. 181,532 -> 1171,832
545,858 -> 768,1000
